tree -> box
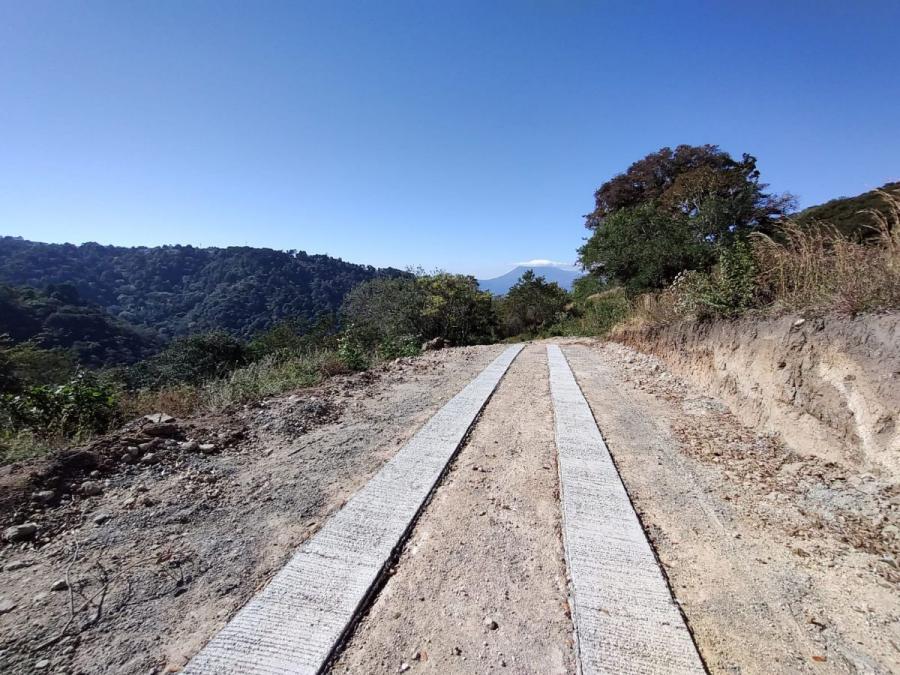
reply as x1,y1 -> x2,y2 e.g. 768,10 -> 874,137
585,145 -> 793,233
417,273 -> 496,345
579,202 -> 714,291
500,270 -> 569,335
579,145 -> 794,290
341,276 -> 426,350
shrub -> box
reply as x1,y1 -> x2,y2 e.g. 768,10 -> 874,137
130,331 -> 249,387
672,241 -> 758,319
202,350 -> 333,410
337,334 -> 368,371
375,334 -> 421,360
0,370 -> 118,439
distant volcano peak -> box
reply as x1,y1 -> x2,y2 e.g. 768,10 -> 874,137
478,264 -> 582,295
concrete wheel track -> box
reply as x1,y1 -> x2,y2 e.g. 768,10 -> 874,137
184,343 -> 703,674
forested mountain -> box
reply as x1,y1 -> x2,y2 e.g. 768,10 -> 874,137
0,284 -> 159,366
0,238 -> 407,339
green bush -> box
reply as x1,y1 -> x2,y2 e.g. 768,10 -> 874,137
202,350 -> 333,410
673,241 -> 758,319
337,334 -> 369,371
376,334 -> 421,360
130,331 -> 249,387
0,370 -> 118,439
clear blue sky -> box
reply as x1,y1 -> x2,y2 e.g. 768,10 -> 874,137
2,1 -> 898,277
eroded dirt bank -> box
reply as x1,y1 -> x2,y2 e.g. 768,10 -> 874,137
567,341 -> 899,674
331,344 -> 575,674
0,346 -> 504,674
614,312 -> 900,481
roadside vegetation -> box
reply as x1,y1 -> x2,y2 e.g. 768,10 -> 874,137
3,144 -> 897,464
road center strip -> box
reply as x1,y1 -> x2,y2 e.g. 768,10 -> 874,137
547,345 -> 705,674
183,345 -> 523,675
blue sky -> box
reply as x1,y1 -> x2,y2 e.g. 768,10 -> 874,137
2,1 -> 898,277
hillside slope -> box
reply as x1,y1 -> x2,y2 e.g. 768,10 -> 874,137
795,180 -> 900,239
0,238 -> 407,339
0,284 -> 159,366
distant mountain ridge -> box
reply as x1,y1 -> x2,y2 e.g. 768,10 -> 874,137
0,237 -> 407,340
479,265 -> 582,295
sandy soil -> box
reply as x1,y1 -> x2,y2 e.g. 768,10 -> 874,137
0,346 -> 504,675
566,342 -> 899,674
331,344 -> 575,675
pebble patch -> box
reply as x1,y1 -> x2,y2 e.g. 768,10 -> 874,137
548,344 -> 705,674
182,345 -> 523,674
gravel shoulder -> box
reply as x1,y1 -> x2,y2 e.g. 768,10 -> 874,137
0,345 -> 504,675
564,341 -> 899,674
331,344 -> 575,675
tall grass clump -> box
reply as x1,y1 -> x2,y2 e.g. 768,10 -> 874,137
202,349 -> 339,411
751,191 -> 900,313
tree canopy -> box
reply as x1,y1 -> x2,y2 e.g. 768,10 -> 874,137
499,270 -> 568,335
579,145 -> 794,290
0,238 -> 408,340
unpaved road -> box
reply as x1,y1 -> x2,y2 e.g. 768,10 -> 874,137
332,344 -> 574,674
2,340 -> 897,674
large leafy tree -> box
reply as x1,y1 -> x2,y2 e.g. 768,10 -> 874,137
500,270 -> 569,335
580,145 -> 794,290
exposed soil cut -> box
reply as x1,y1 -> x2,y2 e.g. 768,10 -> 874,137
565,341 -> 899,674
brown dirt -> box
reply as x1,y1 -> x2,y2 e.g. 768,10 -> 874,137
614,312 -> 900,481
565,341 -> 899,674
331,344 -> 575,675
0,346 -> 504,675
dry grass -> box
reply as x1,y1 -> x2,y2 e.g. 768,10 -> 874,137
752,190 -> 900,314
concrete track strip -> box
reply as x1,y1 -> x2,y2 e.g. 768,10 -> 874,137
547,345 -> 705,674
183,345 -> 524,675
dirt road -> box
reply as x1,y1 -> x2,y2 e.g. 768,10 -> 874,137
2,341 -> 897,674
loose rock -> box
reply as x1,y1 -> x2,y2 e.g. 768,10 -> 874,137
0,597 -> 16,614
50,579 -> 68,592
3,522 -> 38,542
80,480 -> 103,496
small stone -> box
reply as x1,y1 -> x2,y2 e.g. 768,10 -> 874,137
139,438 -> 163,452
35,659 -> 51,670
31,490 -> 56,504
399,664 -> 410,673
793,318 -> 806,328
452,646 -> 463,656
3,522 -> 38,542
80,480 -> 103,496
198,443 -> 218,454
483,617 -> 498,630
144,413 -> 175,424
50,579 -> 68,592
122,497 -> 136,508
140,452 -> 159,464
0,597 -> 16,614
93,512 -> 112,525
141,495 -> 155,507
4,560 -> 31,571
143,423 -> 181,438
179,441 -> 200,452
